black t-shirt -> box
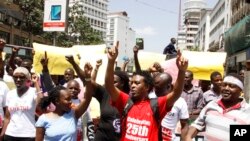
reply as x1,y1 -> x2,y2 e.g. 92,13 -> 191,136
93,84 -> 121,141
163,43 -> 177,54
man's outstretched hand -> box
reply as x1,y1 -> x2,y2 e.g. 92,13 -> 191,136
106,41 -> 119,62
176,50 -> 188,71
65,55 -> 75,64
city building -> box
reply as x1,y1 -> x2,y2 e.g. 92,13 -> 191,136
0,0 -> 49,56
106,11 -> 136,68
177,0 -> 186,50
224,0 -> 250,73
183,0 -> 206,49
177,28 -> 187,50
69,0 -> 108,40
194,0 -> 232,52
194,8 -> 211,51
208,0 -> 229,52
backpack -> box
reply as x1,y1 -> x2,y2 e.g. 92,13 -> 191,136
122,98 -> 163,141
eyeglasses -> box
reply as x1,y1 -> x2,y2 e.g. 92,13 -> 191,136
13,75 -> 26,80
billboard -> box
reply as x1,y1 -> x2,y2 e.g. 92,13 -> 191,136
43,0 -> 68,32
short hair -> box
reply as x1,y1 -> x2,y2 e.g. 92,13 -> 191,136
154,72 -> 173,85
114,70 -> 130,93
210,71 -> 222,81
67,79 -> 80,87
64,68 -> 75,75
171,38 -> 176,41
186,70 -> 193,78
133,70 -> 154,92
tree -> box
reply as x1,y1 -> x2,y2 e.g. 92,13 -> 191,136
57,1 -> 104,47
18,0 -> 44,46
17,0 -> 104,47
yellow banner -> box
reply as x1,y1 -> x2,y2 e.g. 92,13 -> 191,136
182,51 -> 226,80
33,43 -> 80,75
138,51 -> 166,70
33,43 -> 107,84
33,43 -> 226,81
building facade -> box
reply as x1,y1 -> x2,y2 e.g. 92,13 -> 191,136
0,0 -> 50,56
106,11 -> 136,67
177,28 -> 187,50
194,8 -> 211,51
194,0 -> 233,52
69,0 -> 108,40
224,0 -> 250,72
183,0 -> 206,49
208,0 -> 229,52
225,0 -> 250,103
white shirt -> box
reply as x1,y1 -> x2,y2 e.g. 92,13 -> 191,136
161,97 -> 189,140
149,92 -> 189,141
0,81 -> 9,126
5,87 -> 37,137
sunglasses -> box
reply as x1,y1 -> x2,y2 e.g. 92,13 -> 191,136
13,75 -> 26,80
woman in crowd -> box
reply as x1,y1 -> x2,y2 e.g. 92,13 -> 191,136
35,63 -> 93,141
66,55 -> 130,141
0,67 -> 42,141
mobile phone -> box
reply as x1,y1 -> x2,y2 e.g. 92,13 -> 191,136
136,38 -> 144,49
51,5 -> 61,20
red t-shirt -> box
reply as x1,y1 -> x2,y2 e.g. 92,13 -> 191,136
112,91 -> 168,141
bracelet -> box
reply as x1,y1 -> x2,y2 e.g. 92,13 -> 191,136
37,91 -> 43,94
85,78 -> 91,81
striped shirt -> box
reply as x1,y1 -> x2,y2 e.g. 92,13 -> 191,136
181,86 -> 203,113
202,89 -> 221,107
191,98 -> 250,141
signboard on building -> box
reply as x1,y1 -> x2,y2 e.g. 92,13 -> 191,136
43,0 -> 68,32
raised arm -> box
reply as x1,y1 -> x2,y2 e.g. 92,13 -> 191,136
74,62 -> 93,119
166,50 -> 188,109
8,46 -> 20,71
133,45 -> 141,73
121,59 -> 129,72
65,56 -> 86,83
147,62 -> 164,77
91,59 -> 102,82
40,51 -> 55,91
32,73 -> 43,106
105,41 -> 120,101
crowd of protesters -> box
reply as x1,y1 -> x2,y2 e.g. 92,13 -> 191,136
0,38 -> 249,141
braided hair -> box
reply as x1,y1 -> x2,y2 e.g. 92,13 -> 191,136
39,85 -> 67,111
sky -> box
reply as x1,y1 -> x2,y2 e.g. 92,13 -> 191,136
108,0 -> 218,53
